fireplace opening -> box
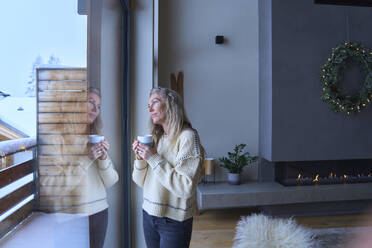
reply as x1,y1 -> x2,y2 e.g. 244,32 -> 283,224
275,159 -> 372,186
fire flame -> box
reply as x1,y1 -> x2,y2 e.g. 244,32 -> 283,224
313,174 -> 319,182
294,171 -> 372,185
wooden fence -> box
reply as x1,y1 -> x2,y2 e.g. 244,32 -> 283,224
0,138 -> 37,239
36,68 -> 89,212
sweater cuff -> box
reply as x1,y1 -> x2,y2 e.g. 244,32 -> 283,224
97,158 -> 112,170
134,160 -> 148,170
146,153 -> 163,170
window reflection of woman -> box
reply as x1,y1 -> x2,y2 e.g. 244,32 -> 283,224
88,88 -> 107,160
132,87 -> 204,248
87,87 -> 119,248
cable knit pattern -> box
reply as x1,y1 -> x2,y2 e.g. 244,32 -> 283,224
132,128 -> 204,221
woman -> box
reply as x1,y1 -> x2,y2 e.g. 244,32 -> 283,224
87,87 -> 119,248
132,87 -> 204,248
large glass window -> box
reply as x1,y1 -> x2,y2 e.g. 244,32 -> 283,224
0,0 -> 87,245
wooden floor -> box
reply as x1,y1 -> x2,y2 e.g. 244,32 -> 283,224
189,208 -> 372,248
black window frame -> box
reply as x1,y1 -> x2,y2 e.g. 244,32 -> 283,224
119,0 -> 131,247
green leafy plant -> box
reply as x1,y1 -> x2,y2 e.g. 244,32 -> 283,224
219,144 -> 258,174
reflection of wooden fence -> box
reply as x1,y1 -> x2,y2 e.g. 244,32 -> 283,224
36,68 -> 89,212
0,68 -> 89,239
0,138 -> 36,239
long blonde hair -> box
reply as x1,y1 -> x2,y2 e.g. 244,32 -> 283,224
149,87 -> 191,148
89,87 -> 103,134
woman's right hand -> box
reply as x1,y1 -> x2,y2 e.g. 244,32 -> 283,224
132,139 -> 143,160
89,143 -> 104,161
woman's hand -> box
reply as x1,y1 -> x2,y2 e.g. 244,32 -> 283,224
89,139 -> 109,161
136,142 -> 156,161
132,140 -> 143,160
99,139 -> 109,160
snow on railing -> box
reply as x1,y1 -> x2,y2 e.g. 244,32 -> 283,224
0,137 -> 36,156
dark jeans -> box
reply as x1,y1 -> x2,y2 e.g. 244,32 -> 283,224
89,208 -> 108,248
143,210 -> 193,248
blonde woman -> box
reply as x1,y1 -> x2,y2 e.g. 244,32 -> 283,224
39,87 -> 117,247
87,87 -> 119,248
132,87 -> 204,248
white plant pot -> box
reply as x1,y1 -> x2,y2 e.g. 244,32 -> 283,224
228,173 -> 240,185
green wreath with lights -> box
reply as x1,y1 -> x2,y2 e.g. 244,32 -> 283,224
320,42 -> 372,114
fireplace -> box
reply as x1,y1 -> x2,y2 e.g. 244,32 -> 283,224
275,159 -> 372,186
256,0 -> 372,215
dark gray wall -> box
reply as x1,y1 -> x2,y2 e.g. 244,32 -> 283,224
260,0 -> 372,162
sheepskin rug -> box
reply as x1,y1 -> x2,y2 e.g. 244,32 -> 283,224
233,214 -> 315,248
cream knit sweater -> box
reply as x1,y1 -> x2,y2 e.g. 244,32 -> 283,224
39,156 -> 119,215
132,128 -> 204,221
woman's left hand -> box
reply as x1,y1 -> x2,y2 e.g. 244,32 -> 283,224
98,139 -> 110,160
136,143 -> 156,161
89,139 -> 109,161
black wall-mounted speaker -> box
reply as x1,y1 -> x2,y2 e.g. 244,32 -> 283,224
215,36 -> 224,44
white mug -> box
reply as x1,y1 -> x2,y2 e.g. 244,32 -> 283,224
137,135 -> 153,147
89,135 -> 104,144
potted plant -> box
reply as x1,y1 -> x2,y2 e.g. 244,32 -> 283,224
219,144 -> 258,185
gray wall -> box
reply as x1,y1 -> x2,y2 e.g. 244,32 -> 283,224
131,0 -> 155,247
100,0 -> 122,247
159,0 -> 259,182
260,0 -> 372,162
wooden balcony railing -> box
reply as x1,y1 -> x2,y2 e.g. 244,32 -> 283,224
0,138 -> 37,239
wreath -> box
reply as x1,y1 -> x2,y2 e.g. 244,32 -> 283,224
320,42 -> 372,114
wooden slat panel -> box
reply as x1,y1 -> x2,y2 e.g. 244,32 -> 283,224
38,91 -> 87,102
0,183 -> 33,215
0,162 -> 33,188
38,113 -> 88,124
39,186 -> 86,196
0,149 -> 34,171
38,145 -> 88,155
39,196 -> 87,209
38,135 -> 89,145
38,81 -> 87,91
38,164 -> 89,176
39,175 -> 87,186
38,124 -> 89,134
0,155 -> 14,170
37,69 -> 87,81
38,102 -> 87,113
0,201 -> 33,239
38,155 -> 90,166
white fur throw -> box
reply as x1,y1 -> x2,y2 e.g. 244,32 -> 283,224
233,214 -> 314,248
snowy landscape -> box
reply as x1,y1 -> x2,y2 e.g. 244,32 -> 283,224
0,0 -> 86,142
